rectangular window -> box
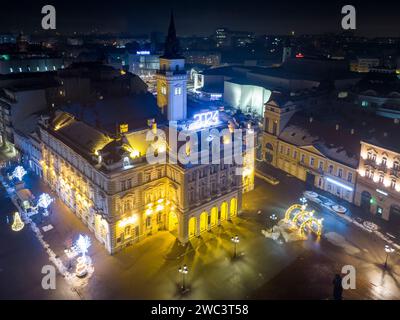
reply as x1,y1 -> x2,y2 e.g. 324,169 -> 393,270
338,168 -> 343,178
310,157 -> 315,167
161,86 -> 167,95
293,150 -> 297,159
174,87 -> 182,95
301,154 -> 305,163
347,172 -> 353,182
318,161 -> 323,170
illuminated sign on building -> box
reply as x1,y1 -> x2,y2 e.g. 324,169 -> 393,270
376,189 -> 388,196
188,110 -> 219,130
326,177 -> 354,192
136,51 -> 150,55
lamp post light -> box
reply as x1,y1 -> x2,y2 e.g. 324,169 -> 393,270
231,235 -> 240,258
300,197 -> 307,205
384,245 -> 395,269
178,265 -> 189,292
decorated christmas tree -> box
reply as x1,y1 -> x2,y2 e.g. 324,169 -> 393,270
11,212 -> 24,232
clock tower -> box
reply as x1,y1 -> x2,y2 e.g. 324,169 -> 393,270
156,12 -> 187,121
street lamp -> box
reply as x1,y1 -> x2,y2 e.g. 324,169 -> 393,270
178,265 -> 189,292
269,214 -> 277,221
231,235 -> 240,258
384,245 -> 395,269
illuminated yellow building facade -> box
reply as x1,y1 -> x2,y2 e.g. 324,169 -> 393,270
36,14 -> 247,254
38,115 -> 243,254
261,99 -> 358,203
355,141 -> 400,221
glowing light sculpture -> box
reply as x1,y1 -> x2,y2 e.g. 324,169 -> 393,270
76,234 -> 91,261
11,212 -> 24,232
37,193 -> 53,216
12,166 -> 27,182
74,234 -> 92,278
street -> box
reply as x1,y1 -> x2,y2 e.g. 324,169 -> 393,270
1,170 -> 400,300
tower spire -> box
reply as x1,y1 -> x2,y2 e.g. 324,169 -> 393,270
161,10 -> 183,59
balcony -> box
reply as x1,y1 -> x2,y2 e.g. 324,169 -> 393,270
364,158 -> 377,167
390,168 -> 400,178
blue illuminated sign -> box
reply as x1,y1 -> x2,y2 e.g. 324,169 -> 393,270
189,111 -> 219,130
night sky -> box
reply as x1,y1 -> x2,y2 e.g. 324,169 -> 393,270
1,0 -> 399,36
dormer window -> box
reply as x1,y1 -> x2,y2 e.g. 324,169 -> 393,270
123,156 -> 130,169
174,87 -> 182,95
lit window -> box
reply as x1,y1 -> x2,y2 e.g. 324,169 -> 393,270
123,157 -> 130,168
174,87 -> 182,95
19,67 -> 22,72
9,67 -> 13,73
161,86 -> 167,95
45,66 -> 48,71
37,66 -> 40,71
53,66 -> 56,70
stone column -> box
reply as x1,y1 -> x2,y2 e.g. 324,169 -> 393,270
177,211 -> 189,245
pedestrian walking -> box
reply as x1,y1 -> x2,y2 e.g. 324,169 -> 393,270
332,274 -> 343,300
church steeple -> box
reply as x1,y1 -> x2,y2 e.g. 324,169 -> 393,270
161,11 -> 183,59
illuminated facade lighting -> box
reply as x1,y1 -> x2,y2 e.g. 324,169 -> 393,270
326,177 -> 353,192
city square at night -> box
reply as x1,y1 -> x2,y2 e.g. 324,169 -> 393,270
1,0 -> 400,315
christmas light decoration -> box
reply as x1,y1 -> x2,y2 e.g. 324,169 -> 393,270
12,166 -> 27,182
76,234 -> 91,260
11,212 -> 24,232
37,193 -> 53,216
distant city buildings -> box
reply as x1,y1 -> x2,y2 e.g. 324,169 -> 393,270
0,33 -> 64,75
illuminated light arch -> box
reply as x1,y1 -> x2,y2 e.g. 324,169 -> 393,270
298,217 -> 323,237
220,202 -> 228,221
292,209 -> 315,224
188,217 -> 197,238
168,211 -> 178,231
199,211 -> 208,233
284,204 -> 304,221
210,207 -> 218,227
230,198 -> 237,217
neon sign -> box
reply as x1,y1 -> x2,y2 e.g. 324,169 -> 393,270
136,51 -> 150,55
189,111 -> 219,130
